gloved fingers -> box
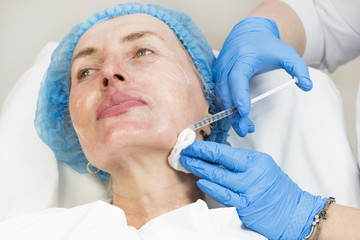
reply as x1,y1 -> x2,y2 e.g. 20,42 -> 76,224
213,50 -> 245,113
228,114 -> 254,137
213,69 -> 235,112
180,155 -> 249,192
182,141 -> 253,172
228,61 -> 253,118
214,63 -> 254,137
213,40 -> 238,72
217,82 -> 235,112
295,75 -> 313,91
247,117 -> 255,133
280,50 -> 313,91
197,179 -> 247,208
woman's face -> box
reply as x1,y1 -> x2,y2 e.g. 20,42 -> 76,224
69,14 -> 209,170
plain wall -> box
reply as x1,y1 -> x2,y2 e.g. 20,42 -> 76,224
1,0 -> 359,154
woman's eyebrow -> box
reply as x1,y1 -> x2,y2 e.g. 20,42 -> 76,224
121,31 -> 165,43
72,47 -> 97,66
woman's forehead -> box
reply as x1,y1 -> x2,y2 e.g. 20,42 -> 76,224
75,13 -> 177,49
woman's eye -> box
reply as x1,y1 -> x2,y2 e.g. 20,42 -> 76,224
135,49 -> 153,57
78,69 -> 96,80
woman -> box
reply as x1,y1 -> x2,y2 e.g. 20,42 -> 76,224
0,3 -> 265,239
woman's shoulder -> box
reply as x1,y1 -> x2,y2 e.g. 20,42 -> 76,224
0,200 -> 136,240
1,200 -> 121,223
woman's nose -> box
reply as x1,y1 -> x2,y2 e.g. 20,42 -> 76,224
100,58 -> 128,89
102,74 -> 125,87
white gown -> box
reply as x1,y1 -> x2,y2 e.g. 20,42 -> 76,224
281,0 -> 360,72
0,199 -> 266,240
281,0 -> 360,163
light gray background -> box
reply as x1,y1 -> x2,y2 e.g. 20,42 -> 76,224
1,0 -> 360,153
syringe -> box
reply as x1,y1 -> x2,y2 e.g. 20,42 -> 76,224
187,78 -> 298,131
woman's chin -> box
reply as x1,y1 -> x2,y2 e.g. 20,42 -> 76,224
98,121 -> 147,143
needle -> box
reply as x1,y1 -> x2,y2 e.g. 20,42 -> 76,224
188,78 -> 297,131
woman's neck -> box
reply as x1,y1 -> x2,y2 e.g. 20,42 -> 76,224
110,152 -> 204,229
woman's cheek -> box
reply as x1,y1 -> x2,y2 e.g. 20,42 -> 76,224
69,89 -> 97,141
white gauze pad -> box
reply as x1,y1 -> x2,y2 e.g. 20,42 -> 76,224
168,128 -> 196,173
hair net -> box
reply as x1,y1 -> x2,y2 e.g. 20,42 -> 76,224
34,2 -> 231,182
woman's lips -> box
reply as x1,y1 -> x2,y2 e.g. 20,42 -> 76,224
97,91 -> 146,120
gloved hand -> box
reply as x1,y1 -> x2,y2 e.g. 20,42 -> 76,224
213,17 -> 312,137
180,141 -> 326,240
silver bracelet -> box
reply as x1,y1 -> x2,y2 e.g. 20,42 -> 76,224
303,197 -> 336,240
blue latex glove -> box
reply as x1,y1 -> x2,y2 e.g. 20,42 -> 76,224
180,141 -> 326,240
213,17 -> 312,137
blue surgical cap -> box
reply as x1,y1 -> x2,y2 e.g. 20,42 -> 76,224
34,2 -> 230,182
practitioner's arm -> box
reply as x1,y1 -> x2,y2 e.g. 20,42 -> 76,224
248,0 -> 306,56
251,0 -> 360,71
316,204 -> 360,240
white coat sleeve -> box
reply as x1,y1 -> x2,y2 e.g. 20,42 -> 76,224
281,0 -> 360,72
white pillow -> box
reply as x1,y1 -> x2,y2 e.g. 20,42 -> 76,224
0,43 -> 107,222
0,43 -> 59,221
1,43 -> 359,222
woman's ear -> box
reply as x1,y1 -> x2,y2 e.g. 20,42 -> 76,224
200,125 -> 211,138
